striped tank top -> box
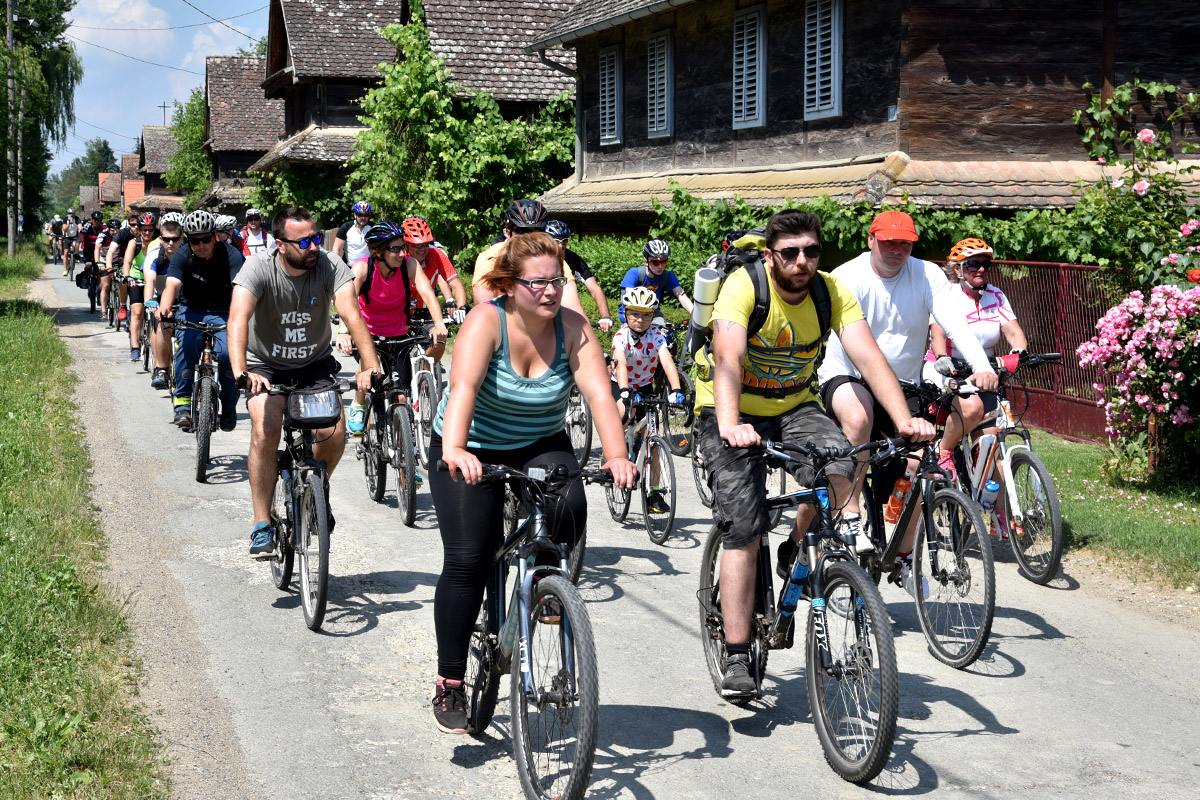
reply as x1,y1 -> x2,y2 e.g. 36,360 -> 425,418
434,296 -> 572,450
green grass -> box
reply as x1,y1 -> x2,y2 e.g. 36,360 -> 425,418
1032,430 -> 1200,588
0,247 -> 167,798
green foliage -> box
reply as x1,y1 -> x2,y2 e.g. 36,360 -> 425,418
162,88 -> 213,211
347,6 -> 574,253
569,234 -> 707,299
45,137 -> 119,215
247,165 -> 353,228
237,36 -> 268,58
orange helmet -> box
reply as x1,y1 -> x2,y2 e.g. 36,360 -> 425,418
947,237 -> 993,262
401,216 -> 434,245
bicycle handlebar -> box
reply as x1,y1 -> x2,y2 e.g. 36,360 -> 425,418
266,379 -> 352,396
172,320 -> 228,333
762,437 -> 913,468
435,460 -> 616,486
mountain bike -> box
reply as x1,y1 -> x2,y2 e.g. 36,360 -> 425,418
698,439 -> 899,783
651,321 -> 695,456
564,386 -> 593,468
63,238 -> 77,279
605,395 -> 676,544
455,461 -> 611,800
173,319 -> 228,483
404,319 -> 442,471
355,335 -> 420,525
265,379 -> 350,631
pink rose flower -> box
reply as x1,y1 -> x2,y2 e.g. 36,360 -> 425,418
1097,156 -> 1107,163
1112,177 -> 1125,189
1133,179 -> 1150,196
1137,128 -> 1156,143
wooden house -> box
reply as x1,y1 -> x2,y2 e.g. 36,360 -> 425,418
130,125 -> 185,214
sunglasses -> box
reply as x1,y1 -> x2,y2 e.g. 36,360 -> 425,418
771,244 -> 822,262
961,259 -> 992,272
385,245 -> 405,253
278,232 -> 324,249
246,217 -> 261,222
515,276 -> 569,291
646,259 -> 668,267
161,235 -> 182,243
187,235 -> 214,245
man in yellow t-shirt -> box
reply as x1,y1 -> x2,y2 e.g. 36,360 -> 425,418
695,208 -> 933,698
471,199 -> 582,313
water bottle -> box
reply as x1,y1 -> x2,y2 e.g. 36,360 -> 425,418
980,479 -> 1000,513
884,470 -> 912,525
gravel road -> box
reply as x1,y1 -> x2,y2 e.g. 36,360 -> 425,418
32,263 -> 1200,799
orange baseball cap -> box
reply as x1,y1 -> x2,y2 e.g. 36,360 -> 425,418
869,210 -> 919,242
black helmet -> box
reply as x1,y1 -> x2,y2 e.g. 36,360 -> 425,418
504,199 -> 548,231
90,210 -> 103,220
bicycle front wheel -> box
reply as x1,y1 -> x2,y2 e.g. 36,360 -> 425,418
913,487 -> 995,669
511,574 -> 598,800
806,559 -> 898,784
194,376 -> 215,483
141,325 -> 151,372
1007,450 -> 1064,585
565,386 -> 593,468
604,480 -> 631,523
362,403 -> 387,502
466,598 -> 500,734
269,468 -> 295,589
697,526 -> 728,699
642,436 -> 676,545
415,371 -> 437,470
297,471 -> 331,631
390,404 -> 418,527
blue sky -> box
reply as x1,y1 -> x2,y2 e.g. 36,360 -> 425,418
55,1 -> 271,175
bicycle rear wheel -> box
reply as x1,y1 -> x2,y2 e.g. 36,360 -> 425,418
362,403 -> 387,502
691,426 -> 715,508
913,487 -> 995,669
297,471 -> 331,631
141,324 -> 151,372
806,559 -> 898,784
415,372 -> 437,470
642,436 -> 676,545
390,404 -> 418,527
466,598 -> 501,734
660,371 -> 695,456
194,376 -> 215,483
511,574 -> 598,800
269,466 -> 295,589
1006,450 -> 1063,585
565,386 -> 592,468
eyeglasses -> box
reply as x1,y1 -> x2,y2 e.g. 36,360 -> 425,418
187,235 -> 214,245
385,245 -> 405,253
278,232 -> 324,249
771,244 -> 822,262
646,259 -> 668,267
961,259 -> 992,272
246,216 -> 261,222
161,235 -> 182,243
515,276 -> 569,291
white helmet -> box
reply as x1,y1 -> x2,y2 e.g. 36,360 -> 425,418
622,286 -> 660,313
160,212 -> 185,226
182,210 -> 215,235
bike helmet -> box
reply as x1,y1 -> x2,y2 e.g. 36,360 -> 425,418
622,286 -> 660,313
643,239 -> 670,260
160,212 -> 185,226
215,214 -> 237,232
107,218 -> 120,229
545,220 -> 570,241
67,207 -> 74,214
352,200 -> 372,215
54,214 -> 61,221
504,198 -> 548,231
182,210 -> 216,236
946,237 -> 994,262
90,210 -> 103,220
364,220 -> 405,248
138,212 -> 157,228
245,207 -> 262,218
401,216 -> 434,244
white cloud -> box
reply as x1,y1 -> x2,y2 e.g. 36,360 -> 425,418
167,22 -> 259,101
67,0 -> 176,69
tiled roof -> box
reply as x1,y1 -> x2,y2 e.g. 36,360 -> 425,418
99,172 -> 122,203
887,159 -> 1144,209
78,185 -> 100,217
121,154 -> 140,180
139,125 -> 177,175
129,193 -> 186,212
249,124 -> 361,172
529,0 -> 699,50
425,1 -> 575,102
206,56 -> 285,152
277,0 -> 403,80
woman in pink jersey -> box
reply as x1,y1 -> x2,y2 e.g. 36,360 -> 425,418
337,220 -> 448,434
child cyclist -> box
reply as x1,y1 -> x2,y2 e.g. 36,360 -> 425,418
617,239 -> 694,322
611,286 -> 687,512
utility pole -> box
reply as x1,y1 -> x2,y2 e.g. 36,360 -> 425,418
16,80 -> 22,246
159,101 -> 169,126
7,0 -> 15,257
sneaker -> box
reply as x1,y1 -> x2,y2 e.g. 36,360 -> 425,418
432,679 -> 469,734
776,536 -> 799,581
151,368 -> 168,390
347,402 -> 366,435
646,489 -> 669,514
414,472 -> 424,488
937,450 -> 958,481
844,513 -> 872,553
249,521 -> 276,558
129,348 -> 140,362
720,652 -> 756,697
173,408 -> 192,431
993,507 -> 1011,540
220,411 -> 237,432
117,306 -> 127,321
62,270 -> 67,277
900,559 -> 929,599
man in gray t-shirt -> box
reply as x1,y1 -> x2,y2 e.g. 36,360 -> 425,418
229,206 -> 380,559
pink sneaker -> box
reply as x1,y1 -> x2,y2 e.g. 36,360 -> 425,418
937,450 -> 958,481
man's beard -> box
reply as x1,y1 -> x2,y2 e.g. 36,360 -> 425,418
770,260 -> 814,295
284,246 -> 319,271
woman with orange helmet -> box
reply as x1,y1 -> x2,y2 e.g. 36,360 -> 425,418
402,216 -> 467,364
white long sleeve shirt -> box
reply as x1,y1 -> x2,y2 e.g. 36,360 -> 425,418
818,252 -> 994,385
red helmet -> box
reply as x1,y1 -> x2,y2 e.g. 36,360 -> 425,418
138,212 -> 157,228
401,216 -> 434,245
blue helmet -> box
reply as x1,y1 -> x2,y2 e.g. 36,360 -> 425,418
352,201 -> 372,214
546,220 -> 570,241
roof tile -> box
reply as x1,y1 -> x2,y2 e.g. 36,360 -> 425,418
249,124 -> 360,172
139,126 -> 178,175
206,56 -> 285,152
532,0 -> 700,49
120,154 -> 140,180
278,0 -> 404,80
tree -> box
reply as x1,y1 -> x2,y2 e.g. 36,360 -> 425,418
162,87 -> 212,211
44,137 -> 118,213
237,36 -> 267,58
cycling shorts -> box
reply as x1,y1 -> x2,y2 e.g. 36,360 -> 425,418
127,283 -> 146,305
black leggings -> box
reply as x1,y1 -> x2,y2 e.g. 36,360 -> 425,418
429,431 -> 585,681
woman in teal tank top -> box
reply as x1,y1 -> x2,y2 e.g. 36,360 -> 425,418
426,232 -> 635,734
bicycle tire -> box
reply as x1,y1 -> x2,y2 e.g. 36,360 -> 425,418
566,528 -> 587,586
604,480 -> 631,523
88,277 -> 98,313
66,251 -> 75,280
415,372 -> 437,470
503,486 -> 521,537
767,462 -> 788,529
194,376 -> 215,483
691,425 -> 715,508
269,468 -> 295,589
642,436 -> 677,545
697,526 -> 729,699
565,386 -> 593,468
1007,450 -> 1064,585
362,403 -> 388,502
913,487 -> 995,669
297,471 -> 331,631
466,599 -> 501,734
390,404 -> 417,527
659,370 -> 695,456
806,559 -> 899,784
141,323 -> 151,372
107,292 -> 116,328
511,574 -> 598,800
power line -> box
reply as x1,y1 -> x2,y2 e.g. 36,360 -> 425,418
69,6 -> 268,32
177,0 -> 256,41
65,33 -> 204,75
72,116 -> 140,141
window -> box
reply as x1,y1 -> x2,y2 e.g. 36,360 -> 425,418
599,46 -> 623,145
647,31 -> 673,138
804,0 -> 843,120
732,6 -> 765,129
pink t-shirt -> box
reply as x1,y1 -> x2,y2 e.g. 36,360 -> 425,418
355,256 -> 409,337
611,324 -> 666,388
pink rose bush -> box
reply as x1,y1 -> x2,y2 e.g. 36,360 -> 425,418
1133,179 -> 1151,196
1137,128 -> 1157,144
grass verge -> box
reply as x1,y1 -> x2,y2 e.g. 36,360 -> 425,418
0,247 -> 166,798
1032,430 -> 1200,588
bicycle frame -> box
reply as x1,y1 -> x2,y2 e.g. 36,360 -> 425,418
862,443 -> 957,580
276,426 -> 323,551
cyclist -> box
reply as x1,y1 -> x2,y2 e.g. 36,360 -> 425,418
401,215 -> 467,363
157,210 -> 246,431
333,200 -> 373,265
47,215 -> 62,262
471,199 -> 584,314
215,214 -> 244,255
106,213 -> 139,322
618,239 -> 693,323
240,207 -> 274,256
61,208 -> 82,277
429,231 -> 635,733
696,209 -> 933,696
145,212 -> 186,389
817,210 -> 995,576
95,219 -> 120,318
335,220 -> 448,436
229,205 -> 379,558
122,212 -> 160,362
611,286 -> 686,512
547,219 -> 614,331
78,211 -> 105,290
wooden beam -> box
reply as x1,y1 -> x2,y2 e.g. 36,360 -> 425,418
1101,0 -> 1117,104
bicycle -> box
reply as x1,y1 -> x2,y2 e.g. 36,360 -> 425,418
697,439 -> 899,783
650,321 -> 695,456
355,334 -> 421,526
264,379 -> 350,631
173,319 -> 228,483
454,460 -> 610,800
50,235 -> 61,265
936,352 -> 1065,584
564,386 -> 593,468
405,318 -> 444,471
604,395 -> 677,545
62,238 -> 77,279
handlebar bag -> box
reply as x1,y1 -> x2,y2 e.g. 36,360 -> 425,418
285,387 -> 342,430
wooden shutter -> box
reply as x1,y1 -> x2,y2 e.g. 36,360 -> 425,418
600,46 -> 622,145
732,7 -> 765,129
804,0 -> 843,120
647,31 -> 673,138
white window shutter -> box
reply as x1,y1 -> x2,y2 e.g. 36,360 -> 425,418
732,7 -> 765,129
647,31 -> 673,138
600,46 -> 623,145
804,0 -> 843,120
